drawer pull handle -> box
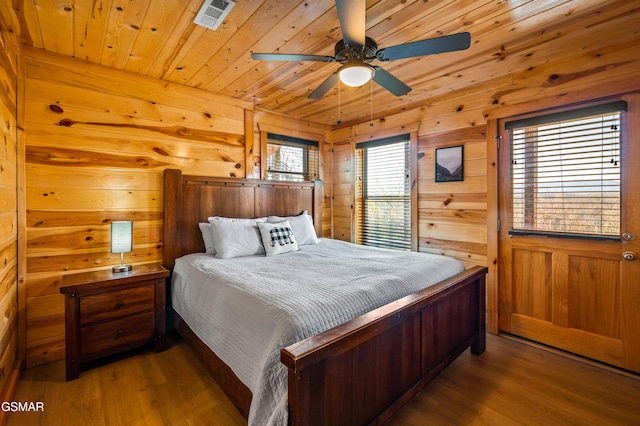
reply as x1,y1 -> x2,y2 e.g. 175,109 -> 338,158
116,329 -> 124,337
116,301 -> 124,308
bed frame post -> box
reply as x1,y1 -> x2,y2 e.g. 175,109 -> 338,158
312,180 -> 322,237
471,271 -> 487,355
163,169 -> 183,271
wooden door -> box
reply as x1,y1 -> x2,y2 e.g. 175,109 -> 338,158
498,94 -> 640,373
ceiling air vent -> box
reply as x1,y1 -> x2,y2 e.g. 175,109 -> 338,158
194,0 -> 235,31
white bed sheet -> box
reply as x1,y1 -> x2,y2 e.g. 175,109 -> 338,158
171,238 -> 464,425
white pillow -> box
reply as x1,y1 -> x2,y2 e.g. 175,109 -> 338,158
208,217 -> 265,259
267,211 -> 318,245
257,220 -> 299,256
198,223 -> 216,255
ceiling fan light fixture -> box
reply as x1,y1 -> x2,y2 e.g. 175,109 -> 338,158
339,64 -> 373,87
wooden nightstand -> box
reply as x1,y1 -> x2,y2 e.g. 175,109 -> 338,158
60,263 -> 169,381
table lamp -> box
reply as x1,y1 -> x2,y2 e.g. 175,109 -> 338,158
111,221 -> 133,273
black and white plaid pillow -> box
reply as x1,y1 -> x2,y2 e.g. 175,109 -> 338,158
257,220 -> 299,256
267,226 -> 295,247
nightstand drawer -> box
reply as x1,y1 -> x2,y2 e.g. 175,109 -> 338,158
80,283 -> 155,324
81,311 -> 155,358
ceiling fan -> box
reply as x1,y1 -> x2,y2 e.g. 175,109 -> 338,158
251,0 -> 471,99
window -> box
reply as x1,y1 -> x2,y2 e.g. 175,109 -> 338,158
266,133 -> 319,182
356,135 -> 411,250
506,101 -> 626,238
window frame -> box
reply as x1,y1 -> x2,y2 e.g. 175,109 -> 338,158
504,101 -> 626,241
355,133 -> 416,251
264,133 -> 319,182
256,125 -> 327,181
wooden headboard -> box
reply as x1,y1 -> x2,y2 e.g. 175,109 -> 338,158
162,169 -> 322,270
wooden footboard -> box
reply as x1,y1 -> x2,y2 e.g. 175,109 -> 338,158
282,265 -> 487,425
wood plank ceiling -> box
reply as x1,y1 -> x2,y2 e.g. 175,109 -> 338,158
12,0 -> 640,127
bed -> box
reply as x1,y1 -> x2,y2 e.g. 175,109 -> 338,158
162,169 -> 487,425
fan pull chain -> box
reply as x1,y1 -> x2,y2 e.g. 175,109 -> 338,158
337,78 -> 342,125
370,78 -> 374,127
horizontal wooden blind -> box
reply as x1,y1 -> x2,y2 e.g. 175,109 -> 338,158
356,136 -> 411,250
507,102 -> 625,238
266,133 -> 319,182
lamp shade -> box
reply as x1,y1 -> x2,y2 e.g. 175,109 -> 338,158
339,65 -> 373,87
111,221 -> 132,254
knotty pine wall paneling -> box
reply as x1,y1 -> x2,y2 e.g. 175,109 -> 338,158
330,43 -> 640,335
22,48 -> 254,368
322,131 -> 334,239
0,0 -> 20,404
331,138 -> 354,242
417,127 -> 488,269
328,125 -> 355,242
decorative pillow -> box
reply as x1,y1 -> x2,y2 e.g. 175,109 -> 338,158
257,220 -> 299,256
208,217 -> 265,259
198,222 -> 216,255
267,211 -> 318,246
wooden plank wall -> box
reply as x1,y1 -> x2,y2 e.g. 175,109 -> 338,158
330,127 -> 354,242
20,49 -> 330,368
329,35 -> 640,332
416,126 -> 488,269
0,0 -> 19,397
22,47 -> 245,367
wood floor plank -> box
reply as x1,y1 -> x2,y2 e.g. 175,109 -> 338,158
7,333 -> 639,425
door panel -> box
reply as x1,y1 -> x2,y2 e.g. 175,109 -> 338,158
511,249 -> 552,321
568,255 -> 620,339
500,236 -> 625,367
499,94 -> 640,372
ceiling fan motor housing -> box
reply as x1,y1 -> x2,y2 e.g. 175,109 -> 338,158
334,37 -> 378,63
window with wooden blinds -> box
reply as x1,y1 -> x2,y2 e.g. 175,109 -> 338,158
506,101 -> 626,239
356,135 -> 411,250
266,133 -> 319,182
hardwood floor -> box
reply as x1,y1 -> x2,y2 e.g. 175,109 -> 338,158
7,331 -> 245,426
7,332 -> 640,425
387,335 -> 640,425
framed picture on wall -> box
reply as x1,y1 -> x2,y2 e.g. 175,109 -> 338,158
435,145 -> 464,182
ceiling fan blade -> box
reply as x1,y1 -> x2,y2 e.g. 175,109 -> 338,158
308,72 -> 339,99
376,32 -> 471,61
372,66 -> 411,96
251,53 -> 336,62
335,0 -> 366,48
